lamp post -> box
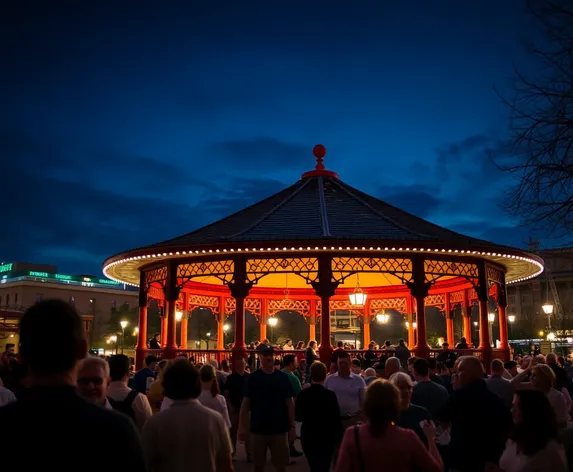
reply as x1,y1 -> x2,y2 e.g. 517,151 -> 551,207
120,321 -> 128,354
206,332 -> 211,350
542,303 -> 554,330
508,315 -> 516,341
488,313 -> 495,347
110,335 -> 118,355
268,317 -> 278,344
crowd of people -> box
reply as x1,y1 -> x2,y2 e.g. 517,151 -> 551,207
1,299 -> 573,472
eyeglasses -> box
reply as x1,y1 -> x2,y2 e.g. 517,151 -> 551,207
78,377 -> 104,386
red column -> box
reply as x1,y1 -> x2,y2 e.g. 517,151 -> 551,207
319,295 -> 333,363
462,290 -> 472,347
445,293 -> 454,345
309,299 -> 317,341
498,304 -> 509,350
363,299 -> 371,348
407,296 -> 415,348
477,262 -> 493,369
259,298 -> 268,341
160,314 -> 168,348
164,263 -> 179,358
410,258 -> 430,359
135,271 -> 148,369
165,300 -> 178,353
230,259 -> 251,364
217,296 -> 226,349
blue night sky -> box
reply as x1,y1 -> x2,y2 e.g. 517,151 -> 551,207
0,1 -> 554,276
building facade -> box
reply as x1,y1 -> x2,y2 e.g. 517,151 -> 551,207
507,247 -> 573,337
0,262 -> 138,349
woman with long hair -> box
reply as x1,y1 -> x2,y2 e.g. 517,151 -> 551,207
198,364 -> 231,429
496,390 -> 567,471
335,380 -> 442,472
305,340 -> 319,379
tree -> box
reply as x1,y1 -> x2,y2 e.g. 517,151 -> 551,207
498,1 -> 573,236
103,303 -> 138,349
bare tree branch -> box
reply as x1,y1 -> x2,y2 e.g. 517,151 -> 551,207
496,0 -> 573,237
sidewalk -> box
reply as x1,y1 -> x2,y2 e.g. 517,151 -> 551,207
233,440 -> 310,472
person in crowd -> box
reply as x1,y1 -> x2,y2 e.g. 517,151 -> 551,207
0,299 -> 145,471
107,354 -> 153,430
220,359 -> 232,375
282,339 -> 294,350
511,360 -> 569,428
281,354 -> 303,458
390,372 -> 432,447
436,342 -> 457,365
296,361 -> 343,472
363,342 -> 379,367
505,361 -> 519,378
142,359 -> 233,472
0,375 -> 16,407
384,357 -> 401,379
147,359 -> 168,413
427,358 -> 445,385
239,344 -> 296,472
437,361 -> 453,393
437,356 -> 512,472
335,379 -> 443,472
411,358 -> 449,418
455,337 -> 469,350
363,367 -> 377,385
199,364 -> 231,429
149,332 -> 161,349
132,354 -> 158,394
224,356 -> 251,461
547,352 -> 570,392
305,340 -> 319,378
0,343 -> 15,365
487,359 -> 515,409
494,389 -> 567,472
325,351 -> 366,431
394,339 -> 410,369
76,355 -> 110,407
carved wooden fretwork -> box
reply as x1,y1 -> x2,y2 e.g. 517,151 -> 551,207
225,298 -> 236,316
331,257 -> 412,284
268,299 -> 311,316
223,297 -> 261,317
424,294 -> 445,309
177,260 -> 235,286
468,288 -> 478,301
486,265 -> 504,286
424,260 -> 479,284
144,266 -> 168,287
147,285 -> 164,301
246,258 -> 319,285
368,297 -> 407,315
316,299 -> 362,316
187,294 -> 219,314
449,290 -> 465,305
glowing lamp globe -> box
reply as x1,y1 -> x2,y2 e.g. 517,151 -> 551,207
542,304 -> 554,315
349,288 -> 367,307
175,311 -> 183,321
223,323 -> 230,332
376,313 -> 389,324
412,322 -> 417,329
120,320 -> 128,329
268,317 -> 278,327
508,315 -> 516,323
488,313 -> 495,323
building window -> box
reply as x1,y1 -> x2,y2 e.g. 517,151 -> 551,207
36,293 -> 43,302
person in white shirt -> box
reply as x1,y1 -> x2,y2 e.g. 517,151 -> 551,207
108,354 -> 153,430
282,339 -> 294,350
76,355 -> 111,408
0,376 -> 16,407
198,364 -> 231,429
324,351 -> 366,429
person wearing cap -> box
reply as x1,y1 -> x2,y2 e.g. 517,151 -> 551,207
239,344 -> 296,472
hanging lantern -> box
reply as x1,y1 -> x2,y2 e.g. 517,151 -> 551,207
349,274 -> 367,307
376,312 -> 389,324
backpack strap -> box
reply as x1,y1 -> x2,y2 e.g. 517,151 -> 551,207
124,389 -> 139,407
353,425 -> 365,472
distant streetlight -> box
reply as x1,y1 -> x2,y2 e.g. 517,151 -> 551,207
376,313 -> 389,324
175,311 -> 183,322
268,317 -> 278,343
405,321 -> 416,329
119,321 -> 128,354
508,315 -> 516,340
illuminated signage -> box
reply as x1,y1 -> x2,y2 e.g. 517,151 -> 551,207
27,271 -> 120,286
0,263 -> 12,273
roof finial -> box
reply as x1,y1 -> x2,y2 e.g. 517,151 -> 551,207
301,144 -> 339,180
313,144 -> 326,171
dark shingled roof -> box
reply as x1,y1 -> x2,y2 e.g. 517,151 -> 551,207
144,174 -> 497,249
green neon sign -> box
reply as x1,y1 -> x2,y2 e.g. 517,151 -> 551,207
55,274 -> 72,280
29,271 -> 49,277
26,271 -> 120,286
0,263 -> 12,273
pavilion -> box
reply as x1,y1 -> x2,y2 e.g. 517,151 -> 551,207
103,145 -> 544,368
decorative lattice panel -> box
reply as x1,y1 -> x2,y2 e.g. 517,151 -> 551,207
225,298 -> 236,316
424,260 -> 478,283
486,265 -> 504,285
246,258 -> 319,284
331,257 -> 412,283
468,288 -> 478,301
424,294 -> 445,309
177,260 -> 235,285
144,266 -> 168,286
147,285 -> 164,300
223,297 -> 261,316
187,294 -> 219,313
368,297 -> 407,315
268,299 -> 310,316
449,290 -> 465,304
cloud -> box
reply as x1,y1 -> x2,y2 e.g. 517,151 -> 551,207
379,184 -> 442,218
207,138 -> 309,171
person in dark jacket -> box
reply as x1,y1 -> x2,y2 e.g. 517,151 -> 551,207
132,355 -> 158,394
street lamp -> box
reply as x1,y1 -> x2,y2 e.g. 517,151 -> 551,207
120,321 -> 128,354
508,315 -> 516,340
376,312 -> 389,324
542,303 -> 554,330
109,335 -> 118,354
175,311 -> 183,322
349,274 -> 367,307
488,313 -> 495,347
268,317 -> 278,343
223,323 -> 230,346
